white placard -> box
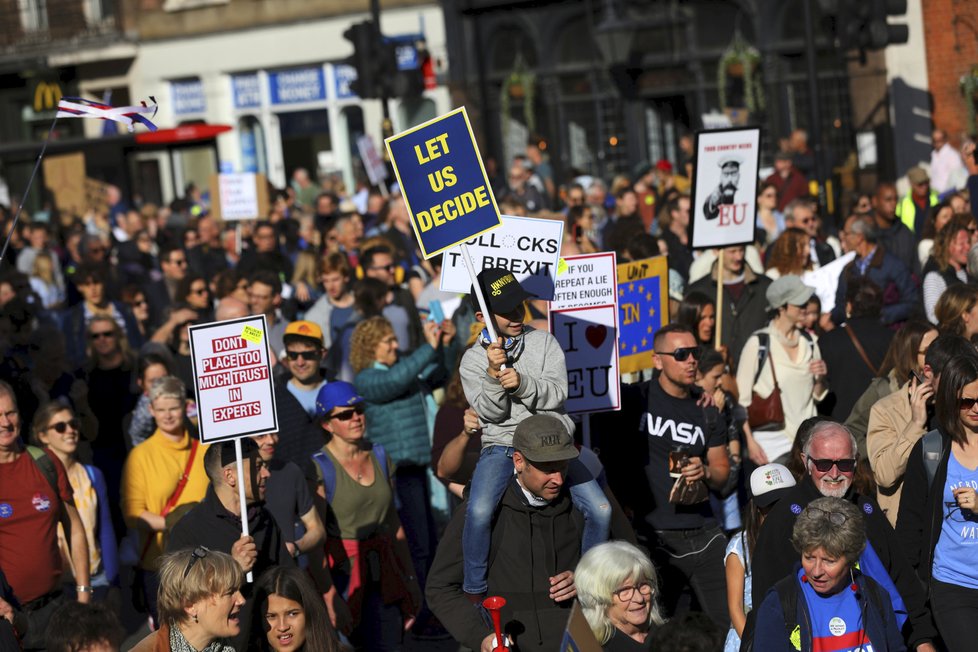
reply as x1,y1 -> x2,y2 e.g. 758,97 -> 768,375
550,252 -> 618,312
802,251 -> 856,315
439,215 -> 564,301
690,127 -> 761,249
357,134 -> 388,187
189,315 -> 278,443
550,305 -> 621,415
217,173 -> 260,221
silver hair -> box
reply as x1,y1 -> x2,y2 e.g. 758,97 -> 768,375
848,214 -> 878,244
791,496 -> 866,562
802,421 -> 858,461
574,541 -> 666,645
148,375 -> 187,406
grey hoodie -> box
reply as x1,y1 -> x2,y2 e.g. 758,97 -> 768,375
459,326 -> 574,447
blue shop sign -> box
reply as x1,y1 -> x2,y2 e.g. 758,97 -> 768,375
171,79 -> 206,115
334,64 -> 357,100
268,67 -> 326,105
232,73 -> 261,110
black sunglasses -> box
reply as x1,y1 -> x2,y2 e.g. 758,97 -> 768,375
89,331 -> 116,340
330,405 -> 365,421
959,396 -> 978,412
183,546 -> 209,578
286,350 -> 321,361
656,346 -> 702,362
370,264 -> 396,272
48,419 -> 79,434
807,456 -> 857,473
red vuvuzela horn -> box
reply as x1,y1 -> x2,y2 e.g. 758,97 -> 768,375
482,595 -> 510,651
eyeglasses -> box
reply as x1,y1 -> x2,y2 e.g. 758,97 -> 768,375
959,396 -> 978,412
656,346 -> 702,362
369,264 -> 396,273
613,582 -> 654,602
183,546 -> 209,578
286,350 -> 321,361
330,405 -> 365,421
806,456 -> 857,473
89,331 -> 116,340
805,506 -> 850,526
48,419 -> 79,434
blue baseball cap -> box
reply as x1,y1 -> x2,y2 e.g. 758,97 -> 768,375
315,381 -> 364,418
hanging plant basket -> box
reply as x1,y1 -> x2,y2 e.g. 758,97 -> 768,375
500,54 -> 536,141
960,66 -> 978,136
717,37 -> 764,114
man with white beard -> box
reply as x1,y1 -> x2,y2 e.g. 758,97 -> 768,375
748,420 -> 938,652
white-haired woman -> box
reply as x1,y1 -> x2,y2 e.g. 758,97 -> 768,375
575,541 -> 666,650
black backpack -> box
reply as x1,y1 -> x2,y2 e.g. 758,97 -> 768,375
739,572 -> 890,652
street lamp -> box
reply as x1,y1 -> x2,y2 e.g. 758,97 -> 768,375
594,0 -> 635,65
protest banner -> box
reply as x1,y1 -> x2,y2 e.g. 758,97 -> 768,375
209,172 -> 269,221
43,152 -> 86,216
802,251 -> 855,315
617,256 -> 669,374
357,134 -> 389,193
440,215 -> 563,300
550,252 -> 618,312
559,601 -> 602,652
551,305 -> 620,415
189,315 -> 277,581
690,126 -> 761,250
385,106 -> 502,259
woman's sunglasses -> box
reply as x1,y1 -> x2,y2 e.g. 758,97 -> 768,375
48,419 -> 79,434
330,405 -> 366,421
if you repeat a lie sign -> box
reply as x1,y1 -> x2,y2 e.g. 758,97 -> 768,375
386,107 -> 501,258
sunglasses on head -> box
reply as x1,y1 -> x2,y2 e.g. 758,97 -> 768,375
48,419 -> 79,434
806,455 -> 856,473
286,350 -> 321,361
656,346 -> 702,362
330,405 -> 365,421
183,546 -> 209,578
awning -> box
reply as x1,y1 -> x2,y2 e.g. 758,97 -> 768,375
134,124 -> 232,145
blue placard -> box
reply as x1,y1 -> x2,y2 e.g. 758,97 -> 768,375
232,73 -> 261,109
171,79 -> 205,115
334,64 -> 357,100
385,107 -> 501,259
617,256 -> 669,373
268,67 -> 326,105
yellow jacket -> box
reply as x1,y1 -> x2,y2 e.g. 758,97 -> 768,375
121,430 -> 209,569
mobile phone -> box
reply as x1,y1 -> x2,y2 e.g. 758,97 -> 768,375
428,299 -> 445,323
910,369 -> 925,385
572,224 -> 582,244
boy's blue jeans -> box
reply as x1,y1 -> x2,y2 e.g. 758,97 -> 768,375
461,444 -> 611,594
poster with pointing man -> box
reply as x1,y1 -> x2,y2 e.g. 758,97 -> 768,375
690,126 -> 761,249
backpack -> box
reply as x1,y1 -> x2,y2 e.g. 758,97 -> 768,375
26,445 -> 59,497
739,571 -> 890,652
921,428 -> 943,489
311,443 -> 390,504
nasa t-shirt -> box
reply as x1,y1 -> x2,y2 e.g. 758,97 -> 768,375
798,568 -> 871,652
641,381 -> 726,530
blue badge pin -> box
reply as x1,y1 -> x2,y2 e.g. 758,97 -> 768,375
790,503 -> 802,515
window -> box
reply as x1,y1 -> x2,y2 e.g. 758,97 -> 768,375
18,0 -> 48,32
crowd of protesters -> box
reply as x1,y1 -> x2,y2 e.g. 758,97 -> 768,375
2,125 -> 978,652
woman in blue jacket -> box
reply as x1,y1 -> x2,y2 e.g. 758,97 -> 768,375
31,402 -> 118,600
751,497 -> 904,652
351,314 -> 456,630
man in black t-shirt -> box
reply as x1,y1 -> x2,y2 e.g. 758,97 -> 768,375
632,324 -> 731,627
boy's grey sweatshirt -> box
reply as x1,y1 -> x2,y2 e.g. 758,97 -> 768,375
459,326 -> 575,448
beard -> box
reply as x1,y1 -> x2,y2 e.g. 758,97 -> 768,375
817,475 -> 851,498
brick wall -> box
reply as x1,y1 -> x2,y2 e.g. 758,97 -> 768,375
922,0 -> 978,142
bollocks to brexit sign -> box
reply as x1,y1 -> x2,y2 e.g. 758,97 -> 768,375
385,107 -> 502,259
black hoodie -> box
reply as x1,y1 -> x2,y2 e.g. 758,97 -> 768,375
426,476 -> 584,652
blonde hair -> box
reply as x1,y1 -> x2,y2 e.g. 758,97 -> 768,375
575,541 -> 666,644
31,251 -> 55,284
156,547 -> 242,626
350,316 -> 395,374
291,249 -> 320,288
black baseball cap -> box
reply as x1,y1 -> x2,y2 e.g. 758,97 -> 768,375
470,267 -> 534,315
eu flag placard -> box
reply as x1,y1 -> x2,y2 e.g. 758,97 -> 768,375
617,256 -> 669,373
385,107 -> 502,259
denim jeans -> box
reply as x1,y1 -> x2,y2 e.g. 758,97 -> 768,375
462,445 -> 611,594
394,465 -> 437,595
649,525 -> 729,628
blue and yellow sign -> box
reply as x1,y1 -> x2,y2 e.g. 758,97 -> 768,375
385,107 -> 502,259
617,255 -> 669,373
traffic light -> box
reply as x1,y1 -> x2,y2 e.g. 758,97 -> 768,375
819,0 -> 908,52
343,21 -> 380,98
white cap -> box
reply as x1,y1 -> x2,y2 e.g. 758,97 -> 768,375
750,463 -> 797,508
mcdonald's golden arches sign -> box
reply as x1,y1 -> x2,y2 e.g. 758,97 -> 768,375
33,81 -> 62,113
